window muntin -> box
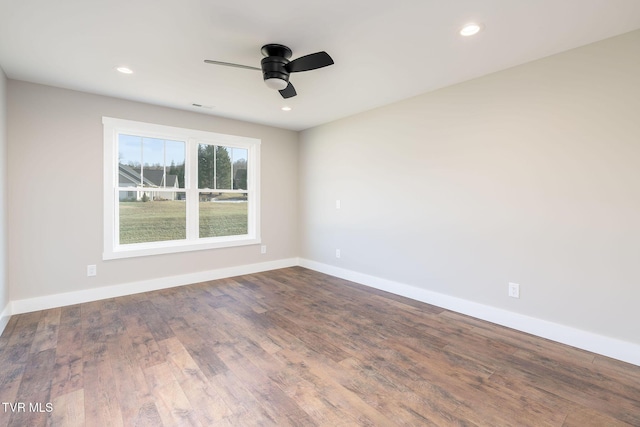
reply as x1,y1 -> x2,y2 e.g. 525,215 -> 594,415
103,117 -> 260,259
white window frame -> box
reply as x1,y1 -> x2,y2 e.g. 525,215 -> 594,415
103,117 -> 261,260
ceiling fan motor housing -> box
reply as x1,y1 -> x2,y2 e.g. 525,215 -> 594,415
260,44 -> 292,90
261,56 -> 290,89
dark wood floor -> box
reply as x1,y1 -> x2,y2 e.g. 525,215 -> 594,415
1,267 -> 639,426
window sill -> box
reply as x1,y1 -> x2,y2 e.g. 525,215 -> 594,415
103,236 -> 261,260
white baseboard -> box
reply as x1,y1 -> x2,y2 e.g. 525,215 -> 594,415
299,258 -> 640,367
0,302 -> 10,336
10,258 -> 298,315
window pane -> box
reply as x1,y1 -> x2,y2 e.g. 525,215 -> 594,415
199,192 -> 248,238
165,140 -> 186,189
119,135 -> 185,190
119,134 -> 143,186
232,147 -> 248,190
119,192 -> 187,244
215,146 -> 232,190
198,143 -> 215,189
198,144 -> 235,190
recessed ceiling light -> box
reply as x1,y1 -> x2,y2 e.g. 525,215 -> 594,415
116,66 -> 133,74
460,23 -> 482,36
281,106 -> 292,111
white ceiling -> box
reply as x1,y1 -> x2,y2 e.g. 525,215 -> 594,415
1,0 -> 640,131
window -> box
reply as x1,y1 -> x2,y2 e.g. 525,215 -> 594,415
103,117 -> 260,259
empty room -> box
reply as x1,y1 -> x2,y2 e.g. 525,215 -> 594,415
1,0 -> 640,426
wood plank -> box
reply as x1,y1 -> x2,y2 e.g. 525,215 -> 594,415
143,361 -> 202,426
82,355 -> 124,426
215,339 -> 318,426
232,335 -> 360,426
164,314 -> 230,380
50,305 -> 84,399
261,310 -> 351,363
563,406 -> 634,427
121,312 -> 165,369
159,336 -> 233,423
7,348 -> 56,427
0,311 -> 43,413
499,349 -> 640,426
81,300 -> 125,427
50,389 -> 85,427
108,328 -> 163,426
29,307 -> 61,354
127,299 -> 175,342
273,341 -> 398,426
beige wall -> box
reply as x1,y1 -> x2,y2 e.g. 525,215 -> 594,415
0,68 -> 7,318
299,30 -> 640,344
7,81 -> 298,300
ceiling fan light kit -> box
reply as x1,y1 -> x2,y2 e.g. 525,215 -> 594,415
205,43 -> 334,99
264,78 -> 289,90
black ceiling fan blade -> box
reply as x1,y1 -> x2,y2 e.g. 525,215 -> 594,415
279,82 -> 297,99
286,51 -> 334,73
204,60 -> 261,71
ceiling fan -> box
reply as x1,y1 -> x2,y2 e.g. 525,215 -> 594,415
204,44 -> 334,99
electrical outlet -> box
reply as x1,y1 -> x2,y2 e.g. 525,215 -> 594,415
336,199 -> 341,209
260,245 -> 267,254
508,282 -> 520,298
87,264 -> 97,277
335,249 -> 341,258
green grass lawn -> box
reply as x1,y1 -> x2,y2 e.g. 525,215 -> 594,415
119,200 -> 248,244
